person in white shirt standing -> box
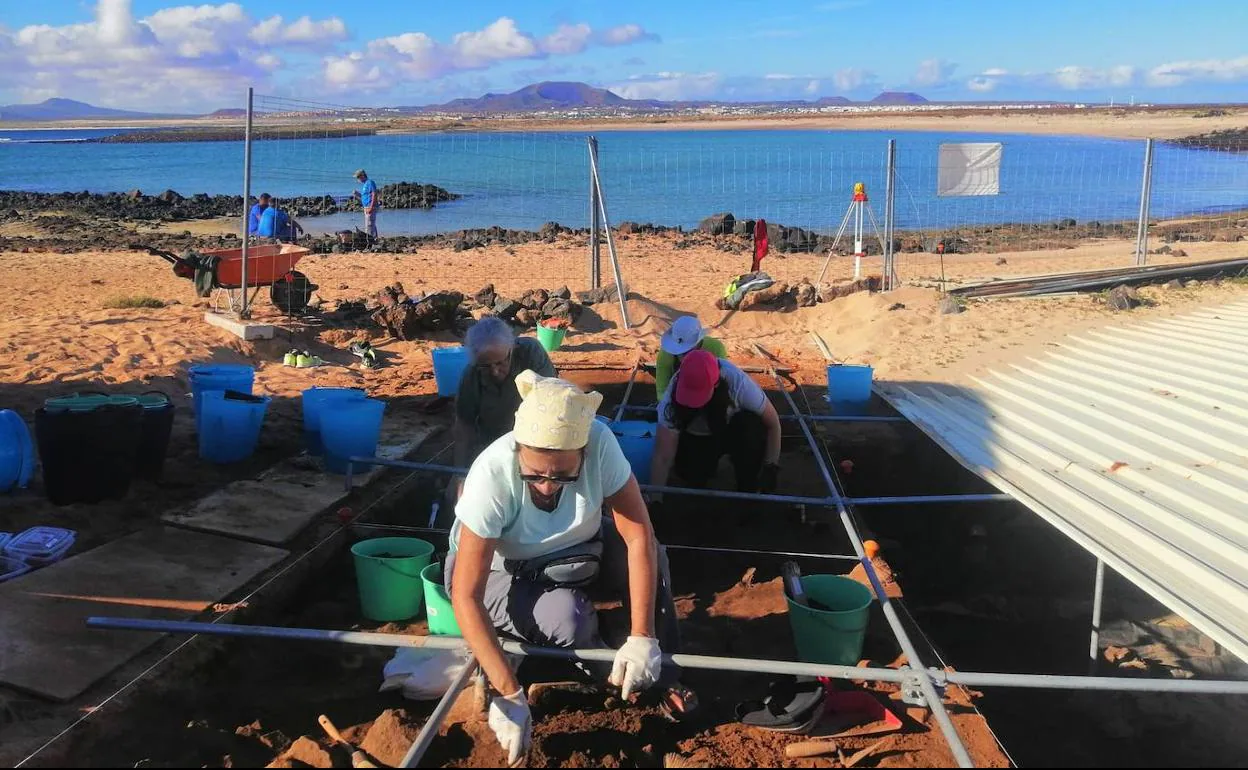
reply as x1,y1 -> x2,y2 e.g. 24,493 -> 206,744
448,370 -> 692,764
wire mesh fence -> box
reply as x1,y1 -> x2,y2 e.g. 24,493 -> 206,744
245,93 -> 1248,297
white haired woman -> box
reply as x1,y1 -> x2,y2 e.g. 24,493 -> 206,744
448,371 -> 691,764
454,317 -> 556,470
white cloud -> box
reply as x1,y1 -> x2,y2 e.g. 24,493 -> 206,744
598,24 -> 658,46
1147,55 -> 1248,87
540,23 -> 592,55
967,76 -> 998,92
250,15 -> 348,46
451,17 -> 538,68
967,63 -> 1140,93
0,1 -> 347,109
1051,64 -> 1136,90
765,73 -> 797,80
609,72 -> 723,101
912,58 -> 957,88
326,17 -> 657,92
832,67 -> 875,92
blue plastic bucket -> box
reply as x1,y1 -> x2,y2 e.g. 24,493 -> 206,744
322,398 -> 386,474
0,410 -> 24,493
611,420 -> 657,484
432,347 -> 469,397
0,411 -> 33,491
302,387 -> 367,455
826,365 -> 874,415
188,364 -> 255,429
198,390 -> 269,463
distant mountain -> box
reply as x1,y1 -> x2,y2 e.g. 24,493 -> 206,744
410,82 -> 931,113
870,91 -> 929,105
0,98 -> 186,121
428,81 -> 635,113
206,108 -> 246,119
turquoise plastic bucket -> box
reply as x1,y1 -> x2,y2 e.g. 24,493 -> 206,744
198,390 -> 269,463
302,387 -> 367,455
432,347 -> 469,397
786,575 -> 874,665
321,398 -> 386,474
421,563 -> 462,636
826,365 -> 873,415
189,364 -> 254,429
611,420 -> 657,483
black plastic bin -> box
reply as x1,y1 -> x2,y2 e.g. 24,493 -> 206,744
135,393 -> 176,480
35,402 -> 143,506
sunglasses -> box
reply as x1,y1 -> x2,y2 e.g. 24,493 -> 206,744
518,452 -> 584,486
519,471 -> 582,486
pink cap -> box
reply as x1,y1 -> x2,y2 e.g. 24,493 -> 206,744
674,349 -> 720,408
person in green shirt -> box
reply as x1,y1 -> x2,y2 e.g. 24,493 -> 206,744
655,315 -> 728,398
454,317 -> 556,473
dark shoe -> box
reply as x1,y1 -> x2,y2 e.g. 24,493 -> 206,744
735,676 -> 826,734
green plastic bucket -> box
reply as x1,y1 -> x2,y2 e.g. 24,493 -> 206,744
786,574 -> 874,665
421,563 -> 462,636
535,324 -> 567,352
351,538 -> 435,622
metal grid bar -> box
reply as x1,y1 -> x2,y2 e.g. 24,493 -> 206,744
88,618 -> 1248,697
768,372 -> 976,768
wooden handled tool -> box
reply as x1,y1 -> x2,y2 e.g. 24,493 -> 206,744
785,740 -> 839,759
318,714 -> 379,768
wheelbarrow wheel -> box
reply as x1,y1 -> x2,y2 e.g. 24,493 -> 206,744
270,271 -> 317,314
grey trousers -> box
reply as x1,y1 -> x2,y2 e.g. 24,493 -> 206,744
364,210 -> 378,239
447,517 -> 682,676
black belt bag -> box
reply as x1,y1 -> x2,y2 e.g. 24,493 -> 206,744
503,538 -> 604,588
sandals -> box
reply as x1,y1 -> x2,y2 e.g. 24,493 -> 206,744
735,676 -> 827,734
350,341 -> 379,369
660,684 -> 700,723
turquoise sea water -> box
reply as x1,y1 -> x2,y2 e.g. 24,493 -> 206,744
2,127 -> 1245,235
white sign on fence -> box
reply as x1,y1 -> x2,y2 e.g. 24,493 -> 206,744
937,142 -> 1003,197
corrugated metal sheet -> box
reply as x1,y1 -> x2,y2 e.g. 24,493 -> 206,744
877,300 -> 1248,663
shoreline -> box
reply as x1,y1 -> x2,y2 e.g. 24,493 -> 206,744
4,106 -> 1246,141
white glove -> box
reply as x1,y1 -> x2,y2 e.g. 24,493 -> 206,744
609,635 -> 663,699
488,689 -> 532,766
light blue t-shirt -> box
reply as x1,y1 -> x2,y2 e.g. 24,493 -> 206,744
451,420 -> 633,565
248,203 -> 266,234
257,208 -> 293,239
360,179 -> 378,208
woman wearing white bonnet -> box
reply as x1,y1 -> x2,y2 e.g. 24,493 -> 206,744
448,370 -> 691,764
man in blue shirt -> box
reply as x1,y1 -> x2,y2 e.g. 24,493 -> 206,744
354,169 -> 379,240
257,199 -> 303,241
248,193 -> 271,236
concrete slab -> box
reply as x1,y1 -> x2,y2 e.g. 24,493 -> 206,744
163,422 -> 440,544
161,478 -> 348,546
0,528 -> 286,702
203,311 -> 275,341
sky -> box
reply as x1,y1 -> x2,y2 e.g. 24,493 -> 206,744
1,0 -> 1247,111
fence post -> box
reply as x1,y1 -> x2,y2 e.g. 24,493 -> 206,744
588,136 -> 601,289
1134,138 -> 1155,267
884,139 -> 897,289
239,87 -> 254,319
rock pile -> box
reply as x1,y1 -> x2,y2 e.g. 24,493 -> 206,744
331,282 -> 589,341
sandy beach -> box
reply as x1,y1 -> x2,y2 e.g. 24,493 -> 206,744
10,105 -> 1248,141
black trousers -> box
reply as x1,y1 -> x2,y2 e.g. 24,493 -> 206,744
673,410 -> 767,492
